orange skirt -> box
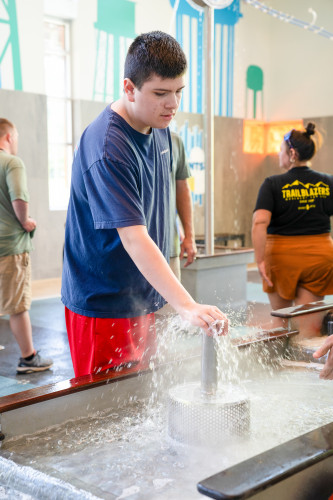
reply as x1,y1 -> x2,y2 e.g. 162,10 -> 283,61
264,234 -> 333,300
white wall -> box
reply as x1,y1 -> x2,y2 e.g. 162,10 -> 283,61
135,0 -> 173,35
233,2 -> 272,120
5,0 -> 333,121
16,0 -> 45,94
238,0 -> 333,120
266,0 -> 333,120
71,0 -> 98,100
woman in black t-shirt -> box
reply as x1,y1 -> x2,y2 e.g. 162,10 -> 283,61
252,123 -> 333,340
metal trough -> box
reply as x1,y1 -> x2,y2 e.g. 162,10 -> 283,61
0,301 -> 331,499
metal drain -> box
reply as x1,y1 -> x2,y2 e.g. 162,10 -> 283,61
168,334 -> 250,446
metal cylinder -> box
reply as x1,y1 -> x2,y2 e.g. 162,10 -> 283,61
168,383 -> 250,447
203,4 -> 215,256
201,334 -> 217,395
167,333 -> 250,447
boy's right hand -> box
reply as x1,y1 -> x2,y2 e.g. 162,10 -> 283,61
178,302 -> 228,335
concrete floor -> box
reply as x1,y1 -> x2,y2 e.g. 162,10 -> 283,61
0,296 -> 74,395
0,268 -> 272,397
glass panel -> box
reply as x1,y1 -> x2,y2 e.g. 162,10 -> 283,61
266,121 -> 303,154
243,121 -> 265,155
66,100 -> 73,143
44,54 -> 66,97
48,144 -> 72,211
243,120 -> 303,155
47,98 -> 72,144
44,22 -> 65,53
44,19 -> 72,211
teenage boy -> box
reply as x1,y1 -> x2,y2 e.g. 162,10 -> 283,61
62,31 -> 227,377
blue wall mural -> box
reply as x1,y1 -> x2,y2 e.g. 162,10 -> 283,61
170,0 -> 204,114
169,0 -> 242,117
92,0 -> 243,117
172,120 -> 205,206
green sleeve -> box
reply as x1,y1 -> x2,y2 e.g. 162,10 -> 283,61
6,157 -> 30,202
173,135 -> 191,181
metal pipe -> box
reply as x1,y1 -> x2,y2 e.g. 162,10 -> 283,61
201,333 -> 218,396
203,5 -> 215,255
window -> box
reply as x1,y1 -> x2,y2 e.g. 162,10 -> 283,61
44,19 -> 72,210
243,120 -> 303,155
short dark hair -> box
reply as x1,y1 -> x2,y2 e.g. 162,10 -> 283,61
0,118 -> 14,138
124,31 -> 187,89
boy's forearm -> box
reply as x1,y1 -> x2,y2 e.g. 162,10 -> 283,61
117,225 -> 194,311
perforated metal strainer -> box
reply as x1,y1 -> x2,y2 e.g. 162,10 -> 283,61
167,334 -> 250,447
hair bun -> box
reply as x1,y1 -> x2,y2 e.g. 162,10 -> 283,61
305,122 -> 315,136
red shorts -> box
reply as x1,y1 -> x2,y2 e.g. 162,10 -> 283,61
65,308 -> 156,377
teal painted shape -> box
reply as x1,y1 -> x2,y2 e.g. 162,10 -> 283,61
93,0 -> 136,101
95,0 -> 136,37
0,0 -> 22,90
246,65 -> 263,119
0,375 -> 35,397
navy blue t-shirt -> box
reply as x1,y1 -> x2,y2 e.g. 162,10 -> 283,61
254,166 -> 333,235
61,106 -> 172,318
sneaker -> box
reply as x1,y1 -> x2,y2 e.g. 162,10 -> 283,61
17,351 -> 53,374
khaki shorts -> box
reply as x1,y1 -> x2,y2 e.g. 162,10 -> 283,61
0,252 -> 31,315
264,234 -> 333,300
